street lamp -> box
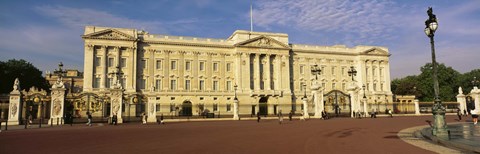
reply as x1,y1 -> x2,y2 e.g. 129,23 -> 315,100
303,83 -> 307,99
425,7 -> 447,136
234,84 -> 238,100
362,84 -> 367,116
347,66 -> 357,81
472,77 -> 479,87
311,64 -> 322,80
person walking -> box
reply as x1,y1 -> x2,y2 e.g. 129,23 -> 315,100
86,112 -> 92,126
142,112 -> 147,124
464,109 -> 468,117
288,110 -> 293,121
278,110 -> 283,124
457,108 -> 462,121
257,111 -> 261,123
388,109 -> 393,118
300,111 -> 305,121
112,113 -> 118,125
160,114 -> 165,124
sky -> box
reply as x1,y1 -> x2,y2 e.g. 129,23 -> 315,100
0,0 -> 479,79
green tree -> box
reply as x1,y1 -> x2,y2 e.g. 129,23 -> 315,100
457,69 -> 480,93
0,59 -> 50,93
391,75 -> 418,95
412,63 -> 460,102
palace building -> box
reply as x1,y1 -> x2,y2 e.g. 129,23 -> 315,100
82,26 -> 392,118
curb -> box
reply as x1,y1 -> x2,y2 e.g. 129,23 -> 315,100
419,123 -> 480,153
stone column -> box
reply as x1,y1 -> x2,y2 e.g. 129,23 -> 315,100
8,79 -> 22,125
471,87 -> 480,115
83,44 -> 94,91
147,94 -> 157,123
311,81 -> 324,118
414,99 -> 420,115
265,54 -> 271,90
49,82 -> 66,125
100,46 -> 108,89
456,87 -> 466,113
233,98 -> 239,120
110,89 -> 124,123
163,51 -> 171,90
302,97 -> 309,119
347,82 -> 359,118
363,98 -> 369,117
254,54 -> 260,91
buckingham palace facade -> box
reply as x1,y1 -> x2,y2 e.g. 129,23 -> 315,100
82,26 -> 392,117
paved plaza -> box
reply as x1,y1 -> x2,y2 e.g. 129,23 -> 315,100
0,115 -> 476,154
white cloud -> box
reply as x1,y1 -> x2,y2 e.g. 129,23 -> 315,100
254,0 -> 406,45
35,5 -> 167,33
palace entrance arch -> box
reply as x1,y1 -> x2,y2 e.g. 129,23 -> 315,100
324,90 -> 351,117
258,97 -> 268,116
181,101 -> 192,116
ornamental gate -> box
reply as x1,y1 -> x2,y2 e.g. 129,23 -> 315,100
324,90 -> 351,117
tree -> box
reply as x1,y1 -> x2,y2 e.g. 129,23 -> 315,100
0,59 -> 50,93
409,63 -> 460,102
457,69 -> 480,94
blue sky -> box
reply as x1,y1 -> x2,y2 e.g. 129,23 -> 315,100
0,0 -> 479,79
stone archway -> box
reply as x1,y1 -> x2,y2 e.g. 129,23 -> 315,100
259,97 -> 268,116
181,101 -> 193,116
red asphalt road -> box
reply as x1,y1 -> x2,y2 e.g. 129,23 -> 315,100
0,115 -> 460,154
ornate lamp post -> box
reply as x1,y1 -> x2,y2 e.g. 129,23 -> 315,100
472,77 -> 479,87
347,66 -> 357,81
303,83 -> 307,99
233,84 -> 239,120
425,7 -> 448,136
311,64 -> 322,80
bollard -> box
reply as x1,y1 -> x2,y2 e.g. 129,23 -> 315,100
57,117 -> 59,125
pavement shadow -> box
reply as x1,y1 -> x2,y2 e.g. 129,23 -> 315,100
324,128 -> 362,138
383,135 -> 400,139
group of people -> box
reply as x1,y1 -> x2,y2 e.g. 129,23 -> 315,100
457,108 -> 478,125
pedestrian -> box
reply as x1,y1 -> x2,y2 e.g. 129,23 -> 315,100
473,113 -> 478,125
388,109 -> 393,118
257,111 -> 261,122
457,108 -> 462,121
288,110 -> 293,121
278,110 -> 283,124
142,112 -> 147,124
160,114 -> 165,124
300,111 -> 305,121
112,113 -> 117,125
86,112 -> 92,126
464,109 -> 467,117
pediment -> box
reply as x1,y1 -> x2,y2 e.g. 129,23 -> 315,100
82,29 -> 136,41
361,48 -> 390,56
234,36 -> 290,49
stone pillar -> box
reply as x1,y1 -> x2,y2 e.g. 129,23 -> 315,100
254,54 -> 260,91
100,46 -> 107,89
110,89 -> 124,123
471,87 -> 480,115
414,99 -> 420,115
49,82 -> 66,125
302,97 -> 308,119
312,83 -> 324,118
83,44 -> 94,91
265,54 -> 271,90
347,82 -> 359,118
8,79 -> 22,125
456,87 -> 466,113
147,95 -> 157,123
233,98 -> 239,120
363,98 -> 369,117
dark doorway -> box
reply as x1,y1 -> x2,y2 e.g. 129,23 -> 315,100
181,101 -> 193,116
135,103 -> 145,117
259,97 -> 268,116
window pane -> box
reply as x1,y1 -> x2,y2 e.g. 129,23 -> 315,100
200,62 -> 205,71
171,61 -> 176,70
121,58 -> 126,68
155,79 -> 161,91
213,63 -> 218,71
186,61 -> 190,70
226,63 -> 231,72
199,80 -> 204,90
108,58 -> 114,67
185,80 -> 190,90
170,80 -> 176,90
156,60 -> 162,69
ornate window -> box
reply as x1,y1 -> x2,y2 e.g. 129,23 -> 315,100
156,60 -> 162,70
